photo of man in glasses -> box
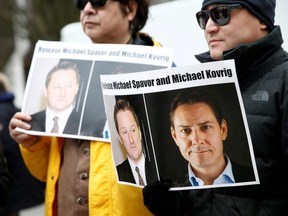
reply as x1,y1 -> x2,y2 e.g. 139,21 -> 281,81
143,0 -> 288,215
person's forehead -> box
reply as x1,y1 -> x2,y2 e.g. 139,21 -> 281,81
48,71 -> 78,87
205,3 -> 237,10
174,103 -> 215,117
52,69 -> 77,76
178,102 -> 211,109
206,3 -> 223,9
118,110 -> 135,122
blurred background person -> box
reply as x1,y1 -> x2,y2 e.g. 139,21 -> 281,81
0,72 -> 44,216
0,137 -> 10,216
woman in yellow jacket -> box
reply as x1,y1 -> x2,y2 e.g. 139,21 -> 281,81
19,137 -> 152,215
9,0 -> 163,215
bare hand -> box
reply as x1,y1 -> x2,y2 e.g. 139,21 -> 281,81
9,112 -> 40,147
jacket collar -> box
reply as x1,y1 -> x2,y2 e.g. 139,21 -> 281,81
132,32 -> 162,47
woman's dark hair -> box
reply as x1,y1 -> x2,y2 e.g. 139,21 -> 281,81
118,0 -> 150,34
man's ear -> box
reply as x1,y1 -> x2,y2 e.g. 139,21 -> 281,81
170,126 -> 179,147
259,20 -> 269,32
126,0 -> 138,21
118,134 -> 124,145
139,128 -> 142,140
75,84 -> 79,94
220,119 -> 228,141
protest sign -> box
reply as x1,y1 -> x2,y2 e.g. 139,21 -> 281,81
101,60 -> 259,190
17,40 -> 173,142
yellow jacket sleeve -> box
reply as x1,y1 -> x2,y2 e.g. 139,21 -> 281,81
19,136 -> 52,181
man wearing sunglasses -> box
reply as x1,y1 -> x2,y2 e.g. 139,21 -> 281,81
9,0 -> 164,216
143,0 -> 288,215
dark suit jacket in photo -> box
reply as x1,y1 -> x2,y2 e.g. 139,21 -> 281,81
176,161 -> 255,187
116,158 -> 158,185
30,109 -> 81,135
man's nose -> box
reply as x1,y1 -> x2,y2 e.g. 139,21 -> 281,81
128,132 -> 134,144
205,18 -> 219,33
59,87 -> 66,96
83,2 -> 97,14
189,127 -> 201,145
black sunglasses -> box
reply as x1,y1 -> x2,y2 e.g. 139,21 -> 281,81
196,4 -> 242,30
76,0 -> 108,10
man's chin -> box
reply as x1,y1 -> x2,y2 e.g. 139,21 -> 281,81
210,53 -> 224,61
209,49 -> 224,60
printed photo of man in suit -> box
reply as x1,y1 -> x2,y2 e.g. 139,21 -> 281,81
169,90 -> 255,187
29,60 -> 81,134
114,98 -> 158,186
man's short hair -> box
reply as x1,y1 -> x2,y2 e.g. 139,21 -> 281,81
114,98 -> 140,133
169,89 -> 224,128
45,60 -> 80,88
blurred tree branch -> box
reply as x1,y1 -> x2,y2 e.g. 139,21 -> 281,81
17,0 -> 80,78
20,0 -> 80,43
0,1 -> 15,70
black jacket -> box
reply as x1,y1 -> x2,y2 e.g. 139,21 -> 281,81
0,139 -> 10,215
116,158 -> 158,185
144,26 -> 288,216
30,108 -> 81,135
